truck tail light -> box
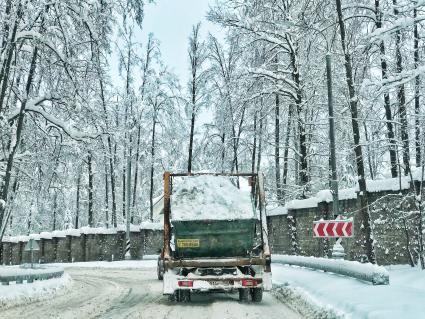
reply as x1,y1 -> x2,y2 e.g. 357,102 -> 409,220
178,280 -> 193,287
241,279 -> 257,287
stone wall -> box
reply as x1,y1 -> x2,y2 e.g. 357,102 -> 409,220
267,185 -> 419,265
1,183 -> 420,266
0,228 -> 163,266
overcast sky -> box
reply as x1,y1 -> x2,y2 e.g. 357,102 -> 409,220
140,0 -> 223,85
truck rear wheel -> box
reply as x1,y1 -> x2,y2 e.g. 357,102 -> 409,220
238,288 -> 249,302
251,288 -> 263,302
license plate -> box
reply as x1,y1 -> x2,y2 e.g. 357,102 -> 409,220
209,280 -> 233,286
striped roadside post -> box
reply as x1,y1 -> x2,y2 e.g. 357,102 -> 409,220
125,149 -> 132,260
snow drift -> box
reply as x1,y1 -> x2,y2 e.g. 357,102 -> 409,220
273,255 -> 389,285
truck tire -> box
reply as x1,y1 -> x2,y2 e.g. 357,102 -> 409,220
175,290 -> 191,302
251,288 -> 263,302
238,288 -> 249,302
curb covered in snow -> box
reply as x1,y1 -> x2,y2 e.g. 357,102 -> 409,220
273,255 -> 389,285
0,265 -> 64,285
273,284 -> 346,319
0,273 -> 72,310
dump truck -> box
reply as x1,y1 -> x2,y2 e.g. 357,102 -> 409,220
157,172 -> 272,302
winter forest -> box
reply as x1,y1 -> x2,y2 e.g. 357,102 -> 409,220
0,0 -> 424,264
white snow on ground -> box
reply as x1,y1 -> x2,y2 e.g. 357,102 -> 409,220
0,273 -> 72,310
272,262 -> 425,319
0,267 -> 302,319
0,261 -> 156,310
171,175 -> 254,221
48,259 -> 157,269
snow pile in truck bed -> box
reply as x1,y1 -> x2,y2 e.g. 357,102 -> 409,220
171,175 -> 254,221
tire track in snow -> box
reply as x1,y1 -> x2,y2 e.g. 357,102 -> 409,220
0,267 -> 303,319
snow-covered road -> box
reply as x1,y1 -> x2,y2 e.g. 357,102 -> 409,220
0,267 -> 302,319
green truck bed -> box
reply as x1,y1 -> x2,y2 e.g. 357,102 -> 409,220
172,219 -> 256,258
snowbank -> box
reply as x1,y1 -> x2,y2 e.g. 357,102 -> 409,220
273,255 -> 389,285
0,265 -> 64,278
272,263 -> 425,319
273,284 -> 345,319
171,175 -> 254,221
48,260 -> 157,269
0,273 -> 72,310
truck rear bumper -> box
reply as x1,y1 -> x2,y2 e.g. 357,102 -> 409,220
163,271 -> 272,294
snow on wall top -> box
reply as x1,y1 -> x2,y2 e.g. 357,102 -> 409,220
2,223 -> 162,243
171,175 -> 254,221
268,175 -> 413,216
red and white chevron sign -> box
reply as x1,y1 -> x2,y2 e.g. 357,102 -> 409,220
313,219 -> 353,238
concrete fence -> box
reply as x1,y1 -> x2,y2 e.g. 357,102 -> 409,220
1,177 -> 421,267
267,178 -> 423,265
0,228 -> 163,266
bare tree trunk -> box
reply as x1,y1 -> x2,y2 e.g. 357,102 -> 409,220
27,200 -> 32,234
275,93 -> 282,203
93,33 -> 117,227
0,0 -> 12,54
336,0 -> 376,263
133,35 -> 153,206
0,2 -> 20,115
282,106 -> 293,196
104,161 -> 109,228
131,125 -> 141,215
188,103 -> 196,173
256,114 -> 263,174
402,218 -> 415,267
374,0 -> 398,177
122,151 -> 126,218
414,7 -> 421,168
88,152 -> 94,227
52,192 -> 57,231
221,131 -> 226,173
393,0 -> 410,176
109,139 -> 117,227
364,123 -> 375,179
288,39 -> 308,191
75,169 -> 81,229
187,23 -> 204,173
0,46 -> 38,240
149,116 -> 157,221
251,111 -> 257,174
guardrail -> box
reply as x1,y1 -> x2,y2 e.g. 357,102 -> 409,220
273,255 -> 389,285
0,266 -> 64,285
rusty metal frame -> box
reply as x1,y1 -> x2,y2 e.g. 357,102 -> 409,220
170,172 -> 258,177
165,257 -> 266,268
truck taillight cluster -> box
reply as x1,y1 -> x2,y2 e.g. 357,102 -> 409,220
178,280 -> 193,287
241,279 -> 257,287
